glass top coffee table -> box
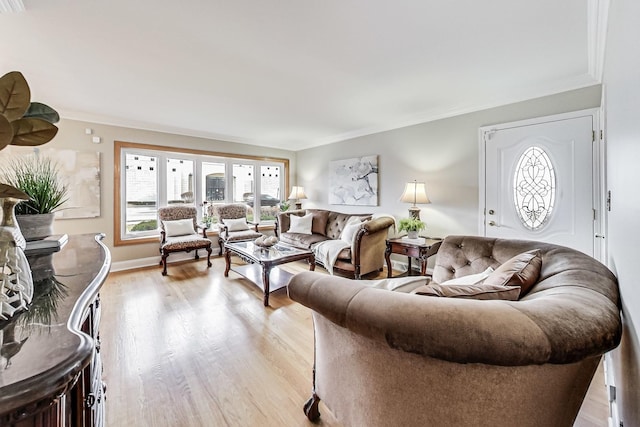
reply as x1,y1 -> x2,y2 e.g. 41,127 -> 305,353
224,240 -> 315,306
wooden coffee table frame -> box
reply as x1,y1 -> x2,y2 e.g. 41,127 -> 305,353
224,241 -> 315,306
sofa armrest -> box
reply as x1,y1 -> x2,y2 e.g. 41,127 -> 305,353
361,216 -> 395,234
287,271 -> 619,366
218,222 -> 229,238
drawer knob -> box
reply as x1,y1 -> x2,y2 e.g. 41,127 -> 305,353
85,393 -> 96,408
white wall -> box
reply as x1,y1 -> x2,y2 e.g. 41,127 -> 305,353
602,0 -> 640,424
43,119 -> 296,263
296,86 -> 601,241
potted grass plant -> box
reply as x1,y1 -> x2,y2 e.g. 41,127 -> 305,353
1,155 -> 68,241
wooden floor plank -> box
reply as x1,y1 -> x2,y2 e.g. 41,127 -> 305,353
101,257 -> 608,426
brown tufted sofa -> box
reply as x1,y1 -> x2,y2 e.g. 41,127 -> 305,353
288,235 -> 622,427
275,209 -> 395,279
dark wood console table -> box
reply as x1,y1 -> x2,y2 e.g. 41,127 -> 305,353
0,234 -> 111,427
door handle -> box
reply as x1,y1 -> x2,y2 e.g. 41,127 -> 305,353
488,221 -> 497,226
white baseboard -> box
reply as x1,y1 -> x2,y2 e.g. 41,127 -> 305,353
111,249 -> 222,272
390,259 -> 434,276
391,259 -> 409,272
112,253 -> 426,274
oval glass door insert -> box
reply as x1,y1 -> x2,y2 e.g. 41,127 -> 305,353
513,146 -> 556,230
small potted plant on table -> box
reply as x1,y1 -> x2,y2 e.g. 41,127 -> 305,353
2,155 -> 68,241
398,217 -> 426,239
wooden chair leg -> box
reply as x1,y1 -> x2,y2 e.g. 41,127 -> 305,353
303,393 -> 321,421
161,252 -> 169,276
206,246 -> 212,267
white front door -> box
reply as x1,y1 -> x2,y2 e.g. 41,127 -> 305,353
480,111 -> 599,257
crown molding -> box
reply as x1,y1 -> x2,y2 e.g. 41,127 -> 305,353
587,0 -> 610,82
0,0 -> 25,13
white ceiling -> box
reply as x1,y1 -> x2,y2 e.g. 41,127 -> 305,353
0,0 -> 605,151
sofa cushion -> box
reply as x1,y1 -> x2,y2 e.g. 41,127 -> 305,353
307,209 -> 330,236
281,232 -> 329,249
411,283 -> 521,300
483,249 -> 541,296
289,213 -> 313,234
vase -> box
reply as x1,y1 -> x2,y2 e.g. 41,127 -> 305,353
407,230 -> 419,239
16,213 -> 54,241
0,197 -> 34,320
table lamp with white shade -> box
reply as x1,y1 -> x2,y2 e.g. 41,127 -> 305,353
288,186 -> 307,210
400,180 -> 430,220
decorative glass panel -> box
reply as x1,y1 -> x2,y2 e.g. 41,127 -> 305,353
259,165 -> 283,221
167,158 -> 194,204
513,146 -> 556,230
124,153 -> 157,233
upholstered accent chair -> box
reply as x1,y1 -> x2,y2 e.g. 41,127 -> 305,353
216,203 -> 262,252
158,205 -> 212,276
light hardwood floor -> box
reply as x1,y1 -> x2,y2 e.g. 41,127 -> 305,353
101,256 -> 609,426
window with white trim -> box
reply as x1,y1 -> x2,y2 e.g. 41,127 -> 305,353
115,141 -> 289,245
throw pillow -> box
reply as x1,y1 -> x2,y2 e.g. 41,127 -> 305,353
223,217 -> 250,232
308,210 -> 330,236
411,283 -> 521,301
483,249 -> 542,296
369,276 -> 428,293
439,267 -> 495,286
340,218 -> 363,243
288,213 -> 313,234
163,218 -> 195,237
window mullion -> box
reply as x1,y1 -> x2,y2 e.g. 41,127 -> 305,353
158,154 -> 168,208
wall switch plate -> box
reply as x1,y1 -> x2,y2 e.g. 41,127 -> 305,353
92,136 -> 101,144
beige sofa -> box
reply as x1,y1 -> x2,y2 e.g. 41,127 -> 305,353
288,235 -> 622,427
275,209 -> 394,279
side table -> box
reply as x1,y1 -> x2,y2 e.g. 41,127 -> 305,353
385,237 -> 442,278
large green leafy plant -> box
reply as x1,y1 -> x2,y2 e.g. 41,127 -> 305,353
0,71 -> 60,201
0,71 -> 59,151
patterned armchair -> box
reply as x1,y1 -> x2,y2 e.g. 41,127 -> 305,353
216,203 -> 262,251
158,205 -> 212,276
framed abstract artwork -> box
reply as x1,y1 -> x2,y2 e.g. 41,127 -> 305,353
329,155 -> 378,206
0,147 -> 101,219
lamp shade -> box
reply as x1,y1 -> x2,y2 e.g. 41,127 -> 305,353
288,186 -> 307,200
400,181 -> 430,206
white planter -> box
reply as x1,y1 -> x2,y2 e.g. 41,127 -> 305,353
407,230 -> 419,239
